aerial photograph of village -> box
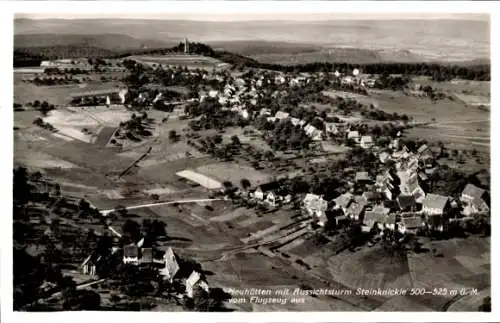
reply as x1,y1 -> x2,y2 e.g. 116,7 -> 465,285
12,11 -> 491,312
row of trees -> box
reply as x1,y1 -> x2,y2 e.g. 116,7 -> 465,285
16,41 -> 490,81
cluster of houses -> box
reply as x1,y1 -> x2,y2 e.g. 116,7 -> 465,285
81,238 -> 209,299
298,142 -> 490,237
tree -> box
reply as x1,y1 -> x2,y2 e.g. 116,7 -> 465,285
33,117 -> 44,127
231,135 -> 241,146
122,219 -> 141,241
78,198 -> 90,212
240,178 -> 251,190
169,130 -> 179,142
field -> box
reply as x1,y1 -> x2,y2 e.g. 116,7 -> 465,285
14,73 -> 125,106
126,54 -> 228,69
368,89 -> 490,159
284,235 -> 490,311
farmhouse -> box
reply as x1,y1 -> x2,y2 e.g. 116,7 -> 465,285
333,192 -> 354,213
460,184 -> 488,205
253,181 -> 281,202
355,171 -> 372,184
81,253 -> 102,277
426,214 -> 445,232
69,88 -> 128,106
123,244 -> 140,264
421,194 -> 450,216
185,271 -> 210,298
360,136 -> 374,149
398,216 -> 424,235
304,124 -> 323,141
347,130 -> 360,143
397,195 -> 416,212
160,247 -> 180,282
363,206 -> 390,230
417,144 -> 429,155
324,123 -> 339,135
302,193 -> 328,226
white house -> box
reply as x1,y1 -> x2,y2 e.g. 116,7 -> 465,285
266,192 -> 277,208
186,271 -> 209,298
347,130 -> 360,143
254,187 -> 264,200
160,247 -> 180,282
302,193 -> 328,226
360,136 -> 374,149
324,123 -> 339,135
304,124 -> 323,141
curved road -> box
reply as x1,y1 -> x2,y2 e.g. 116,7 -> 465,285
100,198 -> 224,215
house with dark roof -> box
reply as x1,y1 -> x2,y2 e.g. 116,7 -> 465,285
360,136 -> 374,149
426,214 -> 445,232
397,195 -> 416,212
253,181 -> 280,201
123,244 -> 140,264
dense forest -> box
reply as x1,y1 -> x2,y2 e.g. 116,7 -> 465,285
14,41 -> 490,81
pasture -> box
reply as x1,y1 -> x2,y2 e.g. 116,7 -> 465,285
370,90 -> 489,155
14,77 -> 124,106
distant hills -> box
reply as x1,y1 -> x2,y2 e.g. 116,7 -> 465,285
14,18 -> 490,63
14,34 -> 174,51
13,18 -> 490,71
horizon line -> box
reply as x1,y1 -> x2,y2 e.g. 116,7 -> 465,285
14,13 -> 489,22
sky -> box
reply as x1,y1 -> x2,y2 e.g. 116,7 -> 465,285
15,13 -> 489,22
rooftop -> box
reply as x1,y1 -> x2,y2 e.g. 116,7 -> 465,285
422,193 -> 449,211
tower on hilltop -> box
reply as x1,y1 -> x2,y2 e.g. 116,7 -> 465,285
184,37 -> 189,54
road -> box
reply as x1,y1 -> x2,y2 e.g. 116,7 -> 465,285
100,198 -> 224,215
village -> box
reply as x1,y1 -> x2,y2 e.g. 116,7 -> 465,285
13,38 -> 491,312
